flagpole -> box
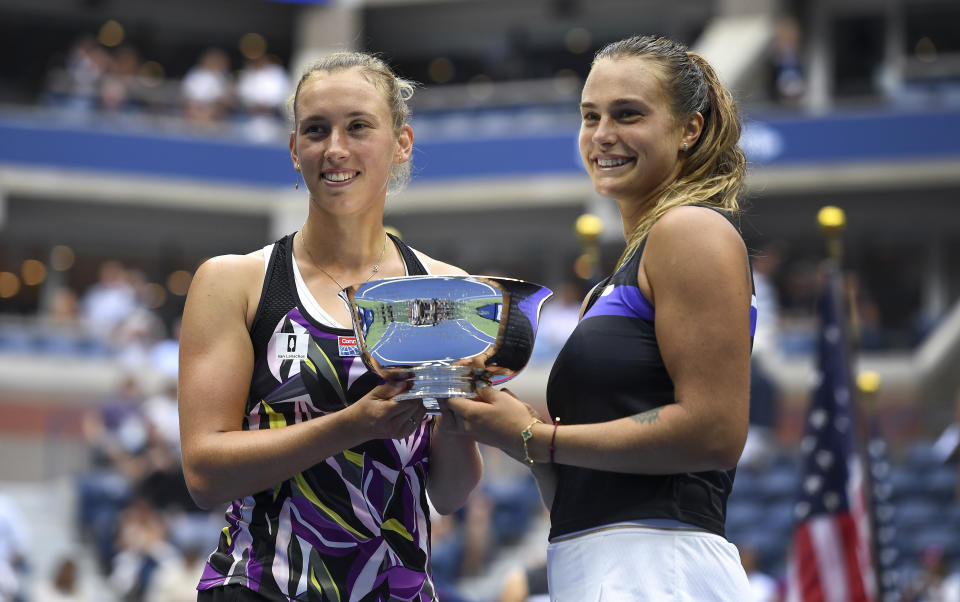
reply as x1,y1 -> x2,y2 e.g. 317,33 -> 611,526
858,370 -> 889,601
818,205 -> 883,601
817,205 -> 846,264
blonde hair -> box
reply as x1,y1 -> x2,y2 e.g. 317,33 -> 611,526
593,35 -> 746,268
289,52 -> 418,193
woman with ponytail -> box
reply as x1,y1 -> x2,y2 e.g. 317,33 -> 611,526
444,35 -> 755,599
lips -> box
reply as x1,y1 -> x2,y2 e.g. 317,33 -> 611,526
595,157 -> 633,168
322,170 -> 358,183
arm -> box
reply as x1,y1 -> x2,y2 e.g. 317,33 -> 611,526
446,206 -> 751,476
179,255 -> 423,509
426,416 -> 483,514
530,206 -> 752,472
414,254 -> 484,513
443,386 -> 557,508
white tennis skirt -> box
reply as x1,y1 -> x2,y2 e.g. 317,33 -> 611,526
546,523 -> 751,601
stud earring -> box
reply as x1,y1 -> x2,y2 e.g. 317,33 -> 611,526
682,143 -> 689,152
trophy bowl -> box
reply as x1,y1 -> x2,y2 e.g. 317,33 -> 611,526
339,275 -> 552,414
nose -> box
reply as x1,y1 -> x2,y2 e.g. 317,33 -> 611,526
592,116 -> 617,146
324,128 -> 349,162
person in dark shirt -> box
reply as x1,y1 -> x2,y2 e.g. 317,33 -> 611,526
444,34 -> 755,600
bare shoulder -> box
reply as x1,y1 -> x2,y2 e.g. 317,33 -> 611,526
192,252 -> 264,292
414,249 -> 468,277
643,205 -> 749,293
647,206 -> 745,265
185,251 -> 266,324
650,205 -> 743,249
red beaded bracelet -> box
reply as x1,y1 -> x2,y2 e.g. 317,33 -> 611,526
549,417 -> 561,464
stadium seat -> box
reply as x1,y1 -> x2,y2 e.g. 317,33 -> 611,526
894,498 -> 939,531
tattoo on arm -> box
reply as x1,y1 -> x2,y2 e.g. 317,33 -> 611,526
630,407 -> 661,425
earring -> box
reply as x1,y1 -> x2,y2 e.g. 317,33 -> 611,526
682,143 -> 689,152
295,164 -> 302,190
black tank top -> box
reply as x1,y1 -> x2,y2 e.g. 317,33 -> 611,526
545,228 -> 756,540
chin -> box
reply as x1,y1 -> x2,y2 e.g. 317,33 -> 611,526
592,182 -> 624,200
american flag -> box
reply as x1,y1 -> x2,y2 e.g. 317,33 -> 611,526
786,259 -> 878,602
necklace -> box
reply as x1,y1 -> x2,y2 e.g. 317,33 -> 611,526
298,229 -> 387,291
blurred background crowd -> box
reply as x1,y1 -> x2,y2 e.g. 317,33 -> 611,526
1,0 -> 959,600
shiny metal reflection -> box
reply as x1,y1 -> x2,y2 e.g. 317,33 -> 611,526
339,275 -> 552,413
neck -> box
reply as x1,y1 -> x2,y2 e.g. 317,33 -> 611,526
617,197 -> 654,240
616,168 -> 682,239
300,216 -> 387,271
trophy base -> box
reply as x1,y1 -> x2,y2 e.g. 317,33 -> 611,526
393,365 -> 477,415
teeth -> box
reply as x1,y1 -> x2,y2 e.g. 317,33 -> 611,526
324,171 -> 357,182
597,158 -> 630,168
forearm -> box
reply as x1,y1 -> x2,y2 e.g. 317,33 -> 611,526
523,402 -> 744,475
183,410 -> 363,509
426,428 -> 482,515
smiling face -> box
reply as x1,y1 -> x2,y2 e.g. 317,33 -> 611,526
579,56 -> 697,209
290,68 -> 412,216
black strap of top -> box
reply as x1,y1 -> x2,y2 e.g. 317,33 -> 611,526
390,232 -> 428,276
250,232 -> 428,347
249,233 -> 298,351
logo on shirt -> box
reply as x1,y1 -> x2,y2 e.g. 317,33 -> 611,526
275,333 -> 309,360
338,336 -> 360,357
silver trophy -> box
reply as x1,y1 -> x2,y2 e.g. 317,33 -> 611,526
339,275 -> 552,414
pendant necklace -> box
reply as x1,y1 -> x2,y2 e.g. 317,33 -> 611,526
298,229 -> 386,291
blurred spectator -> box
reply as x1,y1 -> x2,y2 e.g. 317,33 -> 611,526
149,316 -> 181,383
498,559 -> 549,602
107,496 -> 178,602
903,545 -> 960,602
780,259 -> 818,320
114,306 -> 167,374
751,242 -> 783,356
769,15 -> 806,105
847,271 -> 888,350
31,557 -> 90,602
80,260 -> 138,342
181,48 -> 234,126
58,36 -> 111,113
144,542 -> 206,602
237,55 -> 289,142
741,242 -> 783,471
0,494 -> 29,602
740,544 -> 781,602
933,388 -> 960,502
142,378 -> 180,456
99,46 -> 142,113
46,287 -> 80,326
77,375 -> 150,569
530,279 -> 583,364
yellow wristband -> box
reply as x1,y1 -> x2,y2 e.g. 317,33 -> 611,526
521,419 -> 543,466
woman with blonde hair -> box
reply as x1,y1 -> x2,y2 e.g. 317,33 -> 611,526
445,35 -> 756,599
179,52 -> 482,601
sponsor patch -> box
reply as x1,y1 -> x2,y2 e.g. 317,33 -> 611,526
338,335 -> 360,357
275,333 -> 309,360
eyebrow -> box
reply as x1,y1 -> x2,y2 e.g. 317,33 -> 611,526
300,111 -> 378,122
580,99 -> 645,109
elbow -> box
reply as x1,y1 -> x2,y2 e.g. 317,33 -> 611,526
429,478 -> 480,516
182,456 -> 224,510
430,497 -> 466,517
429,465 -> 483,516
708,428 -> 748,471
713,445 -> 744,471
184,471 -> 218,511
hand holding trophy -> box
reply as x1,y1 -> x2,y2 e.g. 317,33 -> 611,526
339,275 -> 552,413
